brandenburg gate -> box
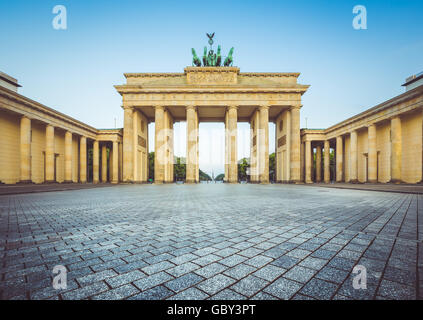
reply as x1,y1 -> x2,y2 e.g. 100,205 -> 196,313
115,66 -> 309,184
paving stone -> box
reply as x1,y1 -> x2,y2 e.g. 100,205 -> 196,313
377,279 -> 416,300
271,255 -> 300,269
129,285 -> 174,300
316,266 -> 349,284
164,272 -> 204,292
284,266 -> 316,283
250,291 -> 278,300
105,270 -> 146,288
209,289 -> 247,300
253,264 -> 286,282
62,281 -> 109,300
244,255 -> 273,268
299,278 -> 338,300
224,264 -> 257,280
196,274 -> 237,295
141,261 -> 175,275
230,275 -> 269,297
76,269 -> 118,286
299,256 -> 328,270
91,284 -> 139,300
263,277 -> 302,300
167,287 -> 209,300
219,254 -> 248,267
166,262 -> 200,277
192,254 -> 221,267
133,272 -> 174,291
194,263 -> 227,278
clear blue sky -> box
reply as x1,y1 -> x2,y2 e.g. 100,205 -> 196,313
1,0 -> 422,175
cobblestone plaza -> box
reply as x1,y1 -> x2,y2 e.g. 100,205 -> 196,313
0,184 -> 421,300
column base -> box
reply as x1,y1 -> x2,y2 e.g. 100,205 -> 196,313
324,180 -> 330,184
185,179 -> 197,184
79,180 -> 87,184
288,180 -> 303,184
390,179 -> 402,184
17,180 -> 33,184
367,179 -> 378,183
349,179 -> 359,184
111,180 -> 119,184
64,180 -> 73,183
154,181 -> 164,184
305,180 -> 313,184
93,180 -> 100,184
45,180 -> 57,184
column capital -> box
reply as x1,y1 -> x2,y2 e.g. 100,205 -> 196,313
123,105 -> 134,111
290,103 -> 302,110
185,105 -> 197,111
154,105 -> 165,110
258,104 -> 270,111
227,105 -> 239,110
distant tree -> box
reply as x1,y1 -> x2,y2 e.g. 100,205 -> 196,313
174,157 -> 186,181
199,170 -> 212,181
215,173 -> 225,181
148,152 -> 154,181
238,158 -> 249,181
269,152 -> 275,182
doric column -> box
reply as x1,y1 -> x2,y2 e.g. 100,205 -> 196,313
112,141 -> 119,183
227,106 -> 238,183
45,125 -> 55,183
19,116 -> 31,183
391,117 -> 402,183
186,105 -> 198,183
290,106 -> 301,183
93,140 -> 99,183
123,107 -> 134,182
109,147 -> 113,183
64,131 -> 72,183
101,145 -> 108,182
300,142 -> 305,182
249,111 -> 259,183
350,130 -> 358,183
258,105 -> 269,184
79,136 -> 87,183
336,136 -> 343,182
315,145 -> 322,182
368,124 -> 377,183
196,112 -> 199,183
305,140 -> 312,183
324,140 -> 330,183
154,105 -> 165,183
164,110 -> 174,183
224,111 -> 228,182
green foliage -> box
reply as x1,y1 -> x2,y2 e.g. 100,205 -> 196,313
215,173 -> 225,181
199,170 -> 212,181
238,158 -> 249,181
269,152 -> 275,182
174,157 -> 186,181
